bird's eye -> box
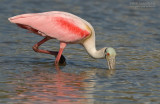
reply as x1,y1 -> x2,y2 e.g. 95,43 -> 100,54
107,53 -> 110,56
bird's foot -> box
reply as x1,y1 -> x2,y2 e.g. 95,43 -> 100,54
54,55 -> 66,66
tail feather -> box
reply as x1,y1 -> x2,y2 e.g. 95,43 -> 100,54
8,13 -> 36,23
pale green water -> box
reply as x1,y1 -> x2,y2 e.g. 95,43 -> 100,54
0,0 -> 160,103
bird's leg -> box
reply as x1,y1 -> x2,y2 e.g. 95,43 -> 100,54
32,37 -> 66,65
32,37 -> 50,53
55,42 -> 67,66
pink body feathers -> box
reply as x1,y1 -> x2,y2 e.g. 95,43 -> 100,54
9,11 -> 91,43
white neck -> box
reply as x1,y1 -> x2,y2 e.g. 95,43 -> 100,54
82,22 -> 106,59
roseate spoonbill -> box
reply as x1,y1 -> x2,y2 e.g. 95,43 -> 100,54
8,11 -> 116,69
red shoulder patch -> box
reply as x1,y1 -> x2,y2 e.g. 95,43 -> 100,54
54,17 -> 89,38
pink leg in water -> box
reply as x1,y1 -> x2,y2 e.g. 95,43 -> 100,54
32,37 -> 66,65
55,42 -> 67,66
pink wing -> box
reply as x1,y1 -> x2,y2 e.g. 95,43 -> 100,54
8,11 -> 91,43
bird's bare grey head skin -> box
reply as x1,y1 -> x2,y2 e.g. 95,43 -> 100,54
105,47 -> 116,70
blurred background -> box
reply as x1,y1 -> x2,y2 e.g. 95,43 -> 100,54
0,0 -> 160,103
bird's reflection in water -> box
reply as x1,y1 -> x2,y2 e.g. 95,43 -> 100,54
12,66 -> 115,103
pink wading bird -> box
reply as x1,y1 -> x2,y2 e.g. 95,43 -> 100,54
8,11 -> 116,69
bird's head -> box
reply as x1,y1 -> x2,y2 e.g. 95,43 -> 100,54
105,47 -> 116,70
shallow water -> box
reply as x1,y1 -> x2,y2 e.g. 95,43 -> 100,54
0,0 -> 160,103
